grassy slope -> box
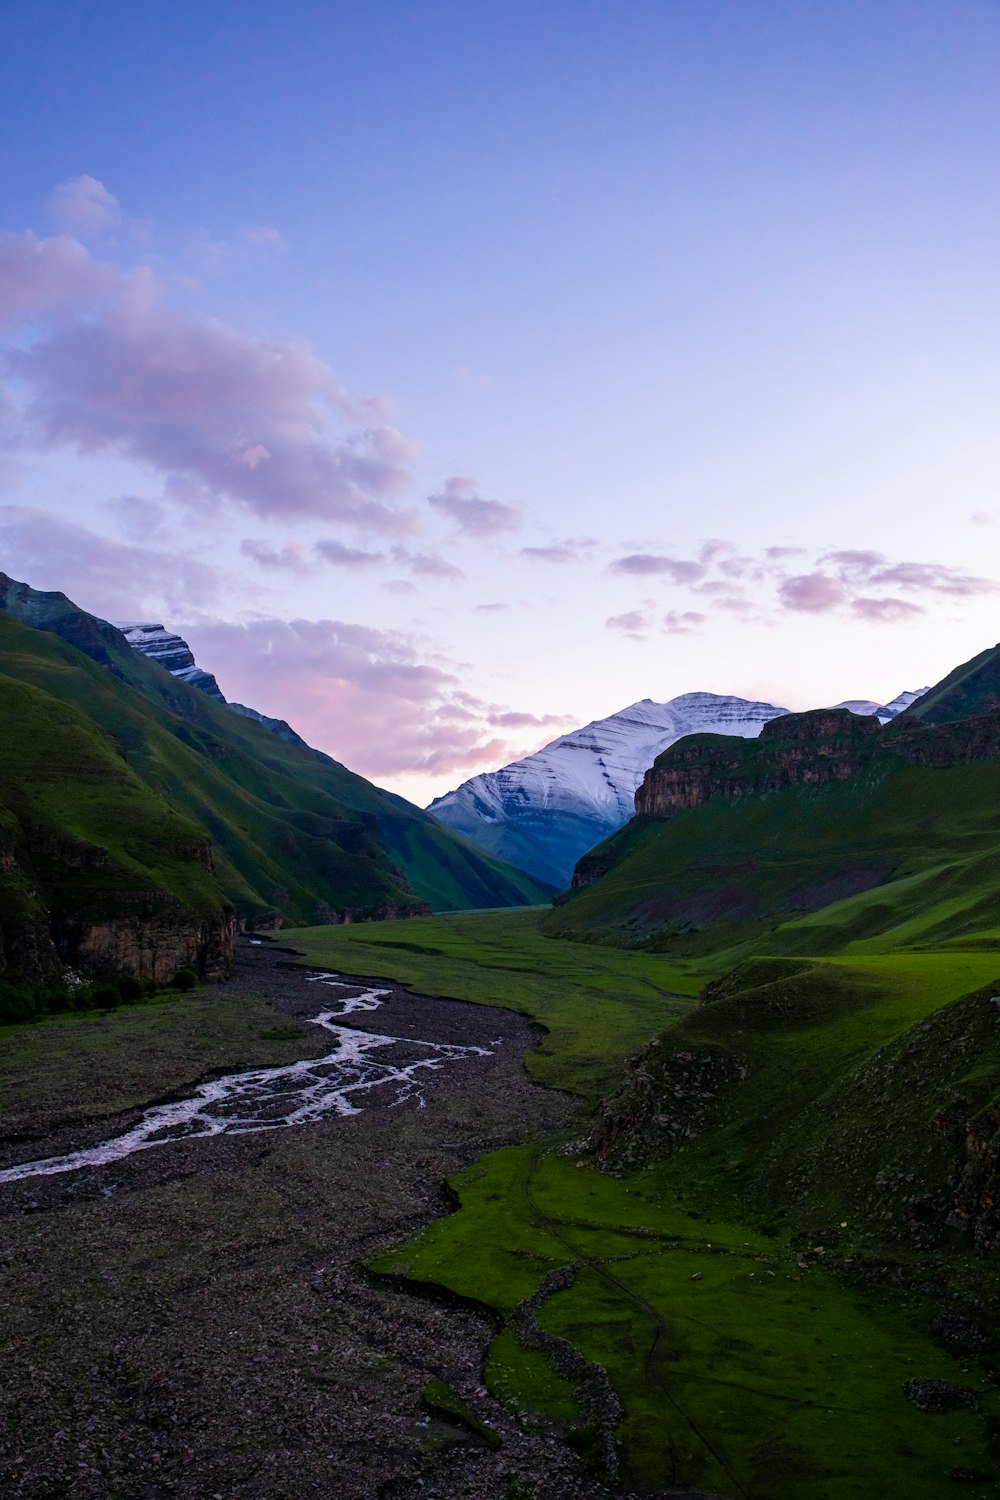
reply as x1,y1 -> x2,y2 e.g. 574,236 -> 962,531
283,907 -> 700,1098
0,611 -> 548,923
896,641 -> 1000,726
288,909 -> 1000,1497
543,757 -> 1000,958
0,671 -> 226,942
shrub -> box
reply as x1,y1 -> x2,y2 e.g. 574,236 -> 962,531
0,981 -> 38,1025
90,981 -> 122,1011
170,967 -> 198,991
116,974 -> 145,1003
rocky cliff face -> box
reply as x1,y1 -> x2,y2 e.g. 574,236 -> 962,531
0,824 -> 236,984
62,906 -> 236,982
114,623 -> 226,700
633,709 -> 882,819
631,704 -> 1000,824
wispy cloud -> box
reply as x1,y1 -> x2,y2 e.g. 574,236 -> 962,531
663,610 -> 706,634
609,553 -> 707,583
0,504 -> 222,616
606,535 -> 997,631
606,610 -> 649,640
392,546 -> 465,582
521,544 -> 578,564
181,615 -> 567,779
240,538 -> 312,572
428,476 -> 521,536
313,538 -> 386,568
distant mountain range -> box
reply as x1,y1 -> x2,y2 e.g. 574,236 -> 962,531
428,687 -> 928,887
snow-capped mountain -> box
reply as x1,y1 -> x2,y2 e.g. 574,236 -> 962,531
428,693 -> 790,888
429,686 -> 932,888
833,689 -> 929,722
115,623 -> 226,700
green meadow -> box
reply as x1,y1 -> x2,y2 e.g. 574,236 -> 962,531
287,911 -> 1000,1497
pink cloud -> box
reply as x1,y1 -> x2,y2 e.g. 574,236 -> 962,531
868,561 -> 998,597
46,176 -> 120,236
393,547 -> 465,582
663,610 -> 706,634
0,231 -> 115,328
606,610 -> 648,639
180,615 -> 553,780
822,548 -> 885,578
521,544 -> 577,563
0,504 -> 221,617
778,573 -> 847,613
8,256 -> 417,530
314,538 -> 386,568
609,553 -> 706,583
428,476 -> 521,536
851,596 -> 925,623
240,538 -> 312,572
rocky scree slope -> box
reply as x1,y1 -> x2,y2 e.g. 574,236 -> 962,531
0,575 -> 550,939
547,653 -> 1000,953
429,688 -> 926,888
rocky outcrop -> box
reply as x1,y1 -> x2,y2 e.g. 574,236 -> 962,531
587,1035 -> 746,1168
114,622 -> 226,700
63,906 -> 236,982
0,820 -> 234,985
633,705 -> 1000,822
635,709 -> 882,819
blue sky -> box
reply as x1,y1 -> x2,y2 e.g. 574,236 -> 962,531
2,0 -> 999,801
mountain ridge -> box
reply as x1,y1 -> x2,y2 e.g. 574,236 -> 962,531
0,574 -> 551,957
429,686 -> 927,887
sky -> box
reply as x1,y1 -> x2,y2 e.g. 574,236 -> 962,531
2,0 -> 999,805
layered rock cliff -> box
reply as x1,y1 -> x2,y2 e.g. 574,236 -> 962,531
631,704 -> 1000,824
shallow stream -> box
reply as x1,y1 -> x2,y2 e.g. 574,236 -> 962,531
0,974 -> 495,1184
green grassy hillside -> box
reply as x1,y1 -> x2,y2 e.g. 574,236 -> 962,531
0,671 -> 229,981
0,579 -> 550,925
544,747 -> 1000,959
289,910 -> 1000,1496
896,640 -> 1000,726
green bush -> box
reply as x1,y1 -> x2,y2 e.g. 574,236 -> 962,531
0,980 -> 38,1025
89,981 -> 122,1011
116,974 -> 145,1003
170,967 -> 198,991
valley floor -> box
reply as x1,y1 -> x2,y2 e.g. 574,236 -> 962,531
2,917 -> 998,1499
0,941 -> 612,1500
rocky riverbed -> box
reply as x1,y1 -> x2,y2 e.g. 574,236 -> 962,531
0,940 -> 674,1500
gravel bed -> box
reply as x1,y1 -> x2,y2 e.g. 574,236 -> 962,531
0,940 -> 690,1499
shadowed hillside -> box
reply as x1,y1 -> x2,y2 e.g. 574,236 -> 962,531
0,575 -> 551,941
